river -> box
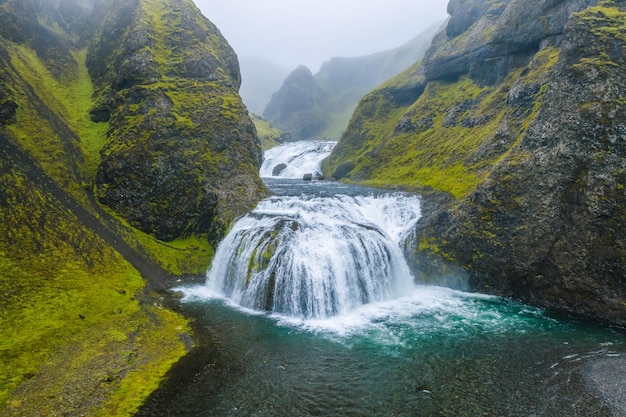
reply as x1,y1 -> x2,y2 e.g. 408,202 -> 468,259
138,141 -> 626,417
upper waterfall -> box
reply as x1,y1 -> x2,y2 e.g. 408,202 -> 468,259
260,141 -> 337,178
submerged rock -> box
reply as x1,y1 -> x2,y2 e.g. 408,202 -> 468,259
272,163 -> 287,176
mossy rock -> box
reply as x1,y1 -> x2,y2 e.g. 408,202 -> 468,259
0,0 -> 267,414
91,0 -> 267,242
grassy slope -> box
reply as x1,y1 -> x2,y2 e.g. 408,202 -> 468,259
0,154 -> 189,416
326,1 -> 625,202
251,113 -> 282,150
0,5 -> 219,415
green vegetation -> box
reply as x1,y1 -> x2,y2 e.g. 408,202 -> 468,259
92,0 -> 266,242
0,164 -> 190,416
103,204 -> 214,276
579,1 -> 626,40
8,44 -> 109,184
325,47 -> 560,199
0,0 -> 265,414
251,113 -> 282,150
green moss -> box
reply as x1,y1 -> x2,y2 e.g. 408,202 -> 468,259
133,233 -> 214,276
0,166 -> 190,415
98,202 -> 214,276
418,237 -> 455,261
578,2 -> 626,41
327,46 -> 561,199
8,44 -> 108,184
0,0 -> 267,414
138,0 -> 235,84
251,114 -> 282,150
245,233 -> 278,287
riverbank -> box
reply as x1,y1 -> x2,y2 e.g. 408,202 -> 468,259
0,265 -> 198,417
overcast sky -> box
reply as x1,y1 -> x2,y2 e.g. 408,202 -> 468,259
194,0 -> 449,72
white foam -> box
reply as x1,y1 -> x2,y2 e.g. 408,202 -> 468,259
260,141 -> 337,178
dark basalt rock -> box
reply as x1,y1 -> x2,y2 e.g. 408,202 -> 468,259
0,84 -> 17,125
272,163 -> 287,176
332,161 -> 355,180
263,65 -> 326,140
423,0 -> 626,325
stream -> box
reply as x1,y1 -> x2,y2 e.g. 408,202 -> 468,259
138,141 -> 626,417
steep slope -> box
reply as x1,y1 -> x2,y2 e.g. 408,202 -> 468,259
0,0 -> 265,414
263,22 -> 442,141
323,0 -> 626,325
263,65 -> 327,140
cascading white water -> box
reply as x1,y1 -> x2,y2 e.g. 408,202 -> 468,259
260,141 -> 337,178
206,193 -> 421,319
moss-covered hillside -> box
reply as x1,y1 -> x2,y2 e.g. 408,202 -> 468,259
324,0 -> 626,325
0,0 -> 265,414
251,113 -> 283,150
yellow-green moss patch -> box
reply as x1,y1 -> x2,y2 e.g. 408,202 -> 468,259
0,166 -> 190,415
251,114 -> 282,150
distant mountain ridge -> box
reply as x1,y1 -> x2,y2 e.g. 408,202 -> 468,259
263,21 -> 444,141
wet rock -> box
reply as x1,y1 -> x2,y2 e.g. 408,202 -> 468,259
272,163 -> 287,176
332,161 -> 355,180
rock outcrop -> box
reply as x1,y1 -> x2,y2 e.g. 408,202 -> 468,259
263,65 -> 326,141
90,0 -> 267,242
324,0 -> 626,325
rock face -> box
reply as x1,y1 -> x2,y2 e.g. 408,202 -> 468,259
263,65 -> 326,141
90,0 -> 267,242
263,23 -> 442,140
324,0 -> 626,325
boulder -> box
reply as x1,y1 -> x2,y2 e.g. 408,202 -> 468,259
272,163 -> 287,176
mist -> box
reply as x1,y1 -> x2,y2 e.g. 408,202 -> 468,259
194,0 -> 449,72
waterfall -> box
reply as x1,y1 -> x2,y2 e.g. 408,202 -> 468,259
260,141 -> 337,178
206,193 -> 421,319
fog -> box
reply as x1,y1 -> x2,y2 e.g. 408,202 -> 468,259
194,0 -> 449,72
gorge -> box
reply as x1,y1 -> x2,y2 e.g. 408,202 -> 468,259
2,0 -> 626,415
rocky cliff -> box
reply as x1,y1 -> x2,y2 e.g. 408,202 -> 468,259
263,23 -> 442,141
323,0 -> 626,325
0,0 -> 265,414
89,0 -> 267,242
